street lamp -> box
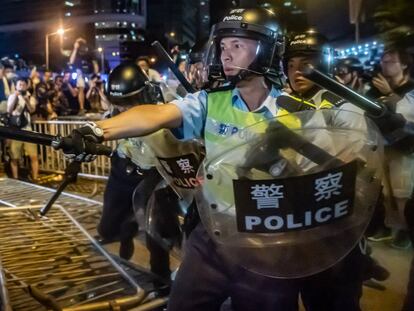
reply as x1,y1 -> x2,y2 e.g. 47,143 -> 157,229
45,28 -> 66,70
97,47 -> 104,74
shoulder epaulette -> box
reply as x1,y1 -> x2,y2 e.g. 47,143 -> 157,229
321,91 -> 347,108
276,94 -> 316,113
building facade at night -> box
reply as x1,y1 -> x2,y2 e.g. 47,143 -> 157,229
0,0 -> 146,70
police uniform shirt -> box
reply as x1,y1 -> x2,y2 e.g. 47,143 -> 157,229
171,87 -> 282,141
308,89 -> 367,130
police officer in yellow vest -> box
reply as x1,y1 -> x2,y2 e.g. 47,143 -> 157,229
285,29 -> 346,109
58,7 -> 372,311
284,28 -> 390,311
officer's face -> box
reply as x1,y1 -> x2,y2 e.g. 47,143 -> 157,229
220,37 -> 259,77
287,56 -> 317,94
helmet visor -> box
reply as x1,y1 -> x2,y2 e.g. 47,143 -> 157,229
205,34 -> 263,82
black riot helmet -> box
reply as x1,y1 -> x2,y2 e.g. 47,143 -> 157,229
205,7 -> 285,86
107,62 -> 164,107
189,38 -> 208,64
335,57 -> 364,75
284,29 -> 333,74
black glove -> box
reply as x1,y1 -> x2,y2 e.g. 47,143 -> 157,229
366,109 -> 414,153
367,109 -> 406,135
74,122 -> 105,144
53,122 -> 108,162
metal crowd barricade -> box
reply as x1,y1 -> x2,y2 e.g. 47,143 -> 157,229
0,179 -> 169,311
0,205 -> 168,311
32,120 -> 117,180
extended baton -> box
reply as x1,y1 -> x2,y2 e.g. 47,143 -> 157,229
0,126 -> 112,157
151,40 -> 196,93
302,65 -> 385,117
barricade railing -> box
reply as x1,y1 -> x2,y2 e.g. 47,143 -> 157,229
32,120 -> 117,180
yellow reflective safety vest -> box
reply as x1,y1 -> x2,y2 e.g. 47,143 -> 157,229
204,89 -> 315,158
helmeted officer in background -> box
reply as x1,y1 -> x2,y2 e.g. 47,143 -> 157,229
97,63 -> 163,261
284,28 -> 390,310
284,29 -> 346,108
58,7 -> 383,311
97,62 -> 204,287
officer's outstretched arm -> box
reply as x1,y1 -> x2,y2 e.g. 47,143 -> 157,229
96,103 -> 183,140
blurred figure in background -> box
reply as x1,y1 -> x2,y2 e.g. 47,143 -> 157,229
367,47 -> 414,250
3,62 -> 16,95
62,70 -> 80,115
335,57 -> 366,93
366,47 -> 414,110
136,56 -> 162,82
86,74 -> 109,113
0,63 -> 12,113
34,69 -> 56,120
69,38 -> 99,115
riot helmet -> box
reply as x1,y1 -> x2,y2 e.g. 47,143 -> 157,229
284,29 -> 333,96
107,62 -> 164,107
285,29 -> 332,73
205,7 -> 285,86
189,38 -> 208,64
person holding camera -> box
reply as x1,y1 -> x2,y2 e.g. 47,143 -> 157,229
365,48 -> 414,251
34,70 -> 56,120
86,74 -> 109,113
60,71 -> 79,115
6,77 -> 38,181
366,47 -> 414,110
335,57 -> 366,94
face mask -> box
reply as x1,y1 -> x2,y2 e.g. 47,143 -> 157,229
5,72 -> 14,80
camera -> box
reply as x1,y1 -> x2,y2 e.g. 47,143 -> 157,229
361,62 -> 381,83
19,90 -> 27,96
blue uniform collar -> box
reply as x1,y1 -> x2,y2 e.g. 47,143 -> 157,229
231,86 -> 281,116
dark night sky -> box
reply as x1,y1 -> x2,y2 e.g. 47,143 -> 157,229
209,0 -> 382,43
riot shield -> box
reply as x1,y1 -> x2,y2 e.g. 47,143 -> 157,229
144,180 -> 185,258
141,129 -> 205,210
195,109 -> 383,278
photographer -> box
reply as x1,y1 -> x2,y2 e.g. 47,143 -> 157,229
335,57 -> 366,94
86,74 -> 109,113
367,48 -> 414,250
50,75 -> 70,117
6,77 -> 38,181
366,47 -> 414,110
61,71 -> 79,115
34,70 -> 56,120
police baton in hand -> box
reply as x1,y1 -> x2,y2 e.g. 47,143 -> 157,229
0,125 -> 112,157
302,65 -> 414,151
0,125 -> 112,215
